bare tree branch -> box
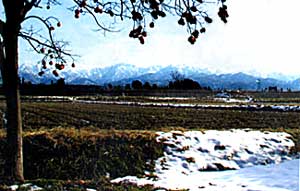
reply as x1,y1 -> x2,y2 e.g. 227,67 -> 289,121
22,15 -> 63,53
23,0 -> 43,16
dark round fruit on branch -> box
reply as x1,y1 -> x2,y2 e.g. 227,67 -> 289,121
133,12 -> 143,20
50,54 -> 54,59
188,35 -> 196,44
182,12 -> 189,18
159,11 -> 166,17
149,22 -> 155,28
151,11 -> 158,19
204,16 -> 213,23
129,31 -> 134,38
42,59 -> 47,65
55,63 -> 60,69
221,18 -> 228,23
75,14 -> 80,19
40,48 -> 45,53
80,0 -> 87,7
75,9 -> 80,15
48,49 -> 52,54
200,27 -> 206,33
218,7 -> 226,16
142,31 -> 147,37
71,63 -> 75,68
57,22 -> 62,27
59,64 -> 65,70
178,18 -> 185,26
188,16 -> 197,24
42,65 -> 47,69
94,6 -> 102,13
49,61 -> 54,65
132,32 -> 139,38
224,10 -> 229,17
46,5 -> 50,9
138,14 -> 143,21
49,26 -> 55,31
108,10 -> 114,17
139,36 -> 145,44
132,15 -> 137,21
136,25 -> 143,33
52,70 -> 59,77
38,71 -> 45,76
192,30 -> 199,38
150,2 -> 159,10
190,6 -> 197,12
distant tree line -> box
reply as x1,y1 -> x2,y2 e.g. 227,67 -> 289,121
14,71 -> 212,95
106,78 -> 211,91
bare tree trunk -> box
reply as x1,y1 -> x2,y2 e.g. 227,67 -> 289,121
0,26 -> 24,182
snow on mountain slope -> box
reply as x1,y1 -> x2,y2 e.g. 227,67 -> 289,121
17,63 -> 299,90
87,63 -> 160,84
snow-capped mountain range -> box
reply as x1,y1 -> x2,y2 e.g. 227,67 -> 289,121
18,63 -> 300,90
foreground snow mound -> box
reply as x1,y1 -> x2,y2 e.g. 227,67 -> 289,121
113,159 -> 299,191
112,129 -> 298,191
155,130 -> 295,172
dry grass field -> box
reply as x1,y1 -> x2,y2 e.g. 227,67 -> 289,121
0,101 -> 298,131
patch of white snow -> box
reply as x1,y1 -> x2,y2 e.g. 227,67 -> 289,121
112,129 -> 299,191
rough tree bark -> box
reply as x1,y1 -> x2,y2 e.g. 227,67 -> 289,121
0,0 -> 24,182
1,34 -> 24,183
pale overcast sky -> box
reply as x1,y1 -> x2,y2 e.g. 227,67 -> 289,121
1,0 -> 300,77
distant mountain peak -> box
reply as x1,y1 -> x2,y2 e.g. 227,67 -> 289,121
17,63 -> 299,90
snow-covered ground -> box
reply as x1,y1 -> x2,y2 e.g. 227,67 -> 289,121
112,129 -> 299,191
22,96 -> 300,112
7,130 -> 299,191
75,99 -> 300,112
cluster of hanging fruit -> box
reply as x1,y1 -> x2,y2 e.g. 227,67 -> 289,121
182,0 -> 228,45
128,0 -> 166,44
34,12 -> 75,77
38,46 -> 75,77
218,4 -> 229,23
129,26 -> 147,44
177,4 -> 213,45
74,0 -> 109,19
187,28 -> 206,44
